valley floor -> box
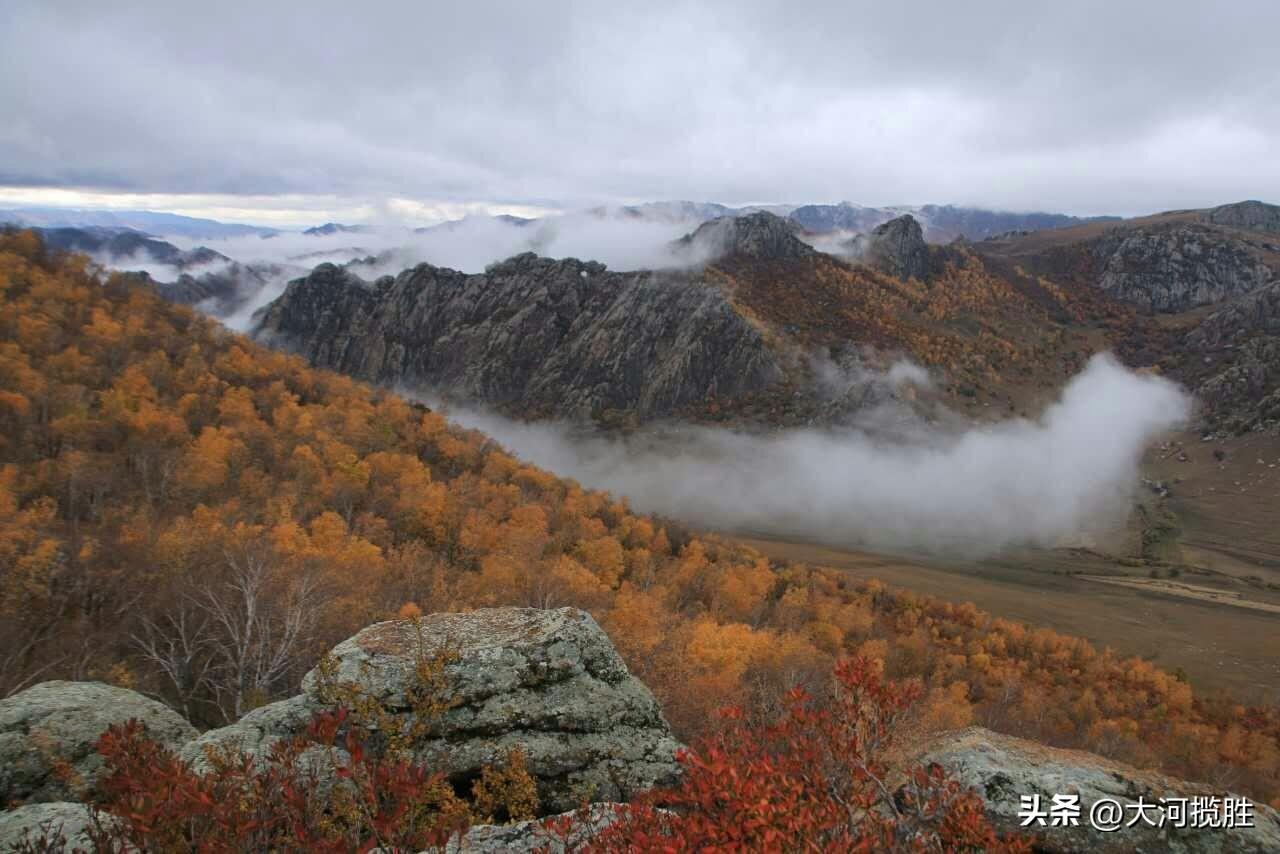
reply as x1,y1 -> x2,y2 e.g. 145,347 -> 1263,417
735,532 -> 1280,706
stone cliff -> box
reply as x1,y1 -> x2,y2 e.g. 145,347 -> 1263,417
257,253 -> 783,421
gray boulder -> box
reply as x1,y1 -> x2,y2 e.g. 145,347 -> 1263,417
917,727 -> 1280,853
0,681 -> 196,804
189,608 -> 682,815
0,802 -> 114,851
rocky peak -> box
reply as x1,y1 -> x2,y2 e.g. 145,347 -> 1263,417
1201,200 -> 1280,234
679,211 -> 816,262
850,214 -> 931,281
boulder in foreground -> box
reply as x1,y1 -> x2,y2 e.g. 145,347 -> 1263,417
0,681 -> 196,804
184,607 -> 682,814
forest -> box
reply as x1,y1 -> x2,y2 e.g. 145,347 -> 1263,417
1,229 -> 1277,811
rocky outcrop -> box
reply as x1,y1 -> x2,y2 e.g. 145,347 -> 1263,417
256,254 -> 782,421
918,727 -> 1280,853
0,802 -> 114,851
1187,278 -> 1280,348
850,214 -> 931,281
1183,280 -> 1280,431
678,211 -> 816,262
184,608 -> 682,815
1201,200 -> 1280,234
1090,223 -> 1275,312
443,803 -> 628,853
0,681 -> 197,804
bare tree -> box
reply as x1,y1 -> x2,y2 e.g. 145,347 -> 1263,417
133,604 -> 215,720
197,543 -> 325,722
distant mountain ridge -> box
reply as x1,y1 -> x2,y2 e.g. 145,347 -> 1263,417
0,207 -> 277,239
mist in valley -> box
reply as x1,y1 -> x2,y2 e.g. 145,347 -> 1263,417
426,354 -> 1190,557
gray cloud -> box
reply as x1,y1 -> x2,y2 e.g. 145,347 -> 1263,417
2,1 -> 1278,215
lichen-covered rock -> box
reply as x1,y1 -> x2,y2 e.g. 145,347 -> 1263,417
256,252 -> 781,422
0,802 -> 115,851
0,681 -> 196,804
189,608 -> 682,814
437,803 -> 629,853
178,693 -> 318,773
916,727 -> 1280,853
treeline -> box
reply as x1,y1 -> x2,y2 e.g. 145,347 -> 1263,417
1,230 -> 1277,806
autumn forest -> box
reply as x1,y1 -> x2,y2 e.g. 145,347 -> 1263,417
1,229 -> 1278,817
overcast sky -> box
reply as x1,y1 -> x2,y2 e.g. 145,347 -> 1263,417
2,0 -> 1278,225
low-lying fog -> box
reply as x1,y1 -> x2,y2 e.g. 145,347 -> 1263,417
103,213 -> 717,331
424,354 -> 1190,557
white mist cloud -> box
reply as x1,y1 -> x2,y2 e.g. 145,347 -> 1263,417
431,354 -> 1189,556
93,213 -> 713,331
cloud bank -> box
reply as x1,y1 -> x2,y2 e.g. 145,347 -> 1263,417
3,1 -> 1279,215
432,354 -> 1189,556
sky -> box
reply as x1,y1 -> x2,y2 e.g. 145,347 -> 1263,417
2,0 -> 1278,227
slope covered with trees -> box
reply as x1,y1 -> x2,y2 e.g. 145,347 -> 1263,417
1,230 -> 1277,806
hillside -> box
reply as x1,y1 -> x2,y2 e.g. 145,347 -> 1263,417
3,229 -> 1278,808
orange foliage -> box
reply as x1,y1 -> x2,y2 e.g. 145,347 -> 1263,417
0,230 -> 1276,806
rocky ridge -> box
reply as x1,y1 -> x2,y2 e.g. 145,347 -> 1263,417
256,249 -> 785,422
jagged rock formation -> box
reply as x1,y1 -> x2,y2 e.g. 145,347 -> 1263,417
184,608 -> 682,815
1091,223 -> 1275,312
918,727 -> 1280,853
0,802 -> 113,850
256,253 -> 782,421
677,211 -> 816,262
1201,200 -> 1280,234
849,214 -> 931,281
0,681 -> 197,804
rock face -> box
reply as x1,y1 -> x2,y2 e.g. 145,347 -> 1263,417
1201,200 -> 1280,234
0,802 -> 112,851
185,608 -> 682,815
0,681 -> 197,805
852,214 -> 931,281
678,211 -> 816,262
918,727 -> 1280,854
1090,223 -> 1275,312
256,254 -> 782,421
1183,280 -> 1280,431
